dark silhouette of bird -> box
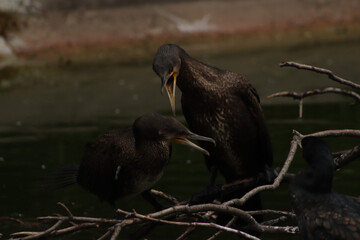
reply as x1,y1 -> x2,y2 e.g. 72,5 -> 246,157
290,136 -> 360,240
152,44 -> 273,207
51,113 -> 214,210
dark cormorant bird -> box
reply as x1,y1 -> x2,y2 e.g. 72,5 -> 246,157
54,113 -> 214,209
152,44 -> 273,205
290,136 -> 360,240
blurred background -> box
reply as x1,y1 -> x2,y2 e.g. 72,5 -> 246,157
0,0 -> 360,239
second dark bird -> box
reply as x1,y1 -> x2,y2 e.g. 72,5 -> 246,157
290,136 -> 360,240
54,113 -> 214,210
152,44 -> 273,205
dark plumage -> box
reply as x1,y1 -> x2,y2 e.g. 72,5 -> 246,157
53,113 -> 214,208
152,44 -> 273,192
290,136 -> 360,240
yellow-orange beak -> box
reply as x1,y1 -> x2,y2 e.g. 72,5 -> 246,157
171,132 -> 215,156
161,72 -> 177,116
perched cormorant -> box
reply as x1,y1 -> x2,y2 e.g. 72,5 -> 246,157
152,44 -> 273,205
53,113 -> 214,209
290,136 -> 360,240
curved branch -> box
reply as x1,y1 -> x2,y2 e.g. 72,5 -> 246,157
294,129 -> 360,138
280,61 -> 360,90
223,138 -> 298,207
293,129 -> 360,169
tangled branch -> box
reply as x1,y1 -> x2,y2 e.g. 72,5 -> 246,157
7,127 -> 360,240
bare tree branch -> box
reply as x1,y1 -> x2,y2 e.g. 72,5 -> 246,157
97,229 -> 113,240
268,87 -> 360,102
279,61 -> 360,90
223,138 -> 299,207
110,224 -> 122,240
118,209 -> 260,240
334,145 -> 360,169
52,223 -> 99,237
293,129 -> 360,139
247,209 -> 296,218
269,61 -> 360,118
150,189 -> 179,204
57,202 -> 73,218
267,87 -> 360,118
8,128 -> 360,240
206,216 -> 237,240
293,129 -> 360,169
11,220 -> 65,240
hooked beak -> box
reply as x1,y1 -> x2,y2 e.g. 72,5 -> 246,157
172,132 -> 215,156
161,72 -> 177,116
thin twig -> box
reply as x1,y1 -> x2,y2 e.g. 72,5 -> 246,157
57,202 -> 73,218
110,224 -> 122,240
136,204 -> 258,226
11,220 -> 65,240
279,61 -> 360,90
299,98 -> 303,118
246,209 -> 296,218
267,87 -> 360,118
206,216 -> 237,240
120,209 -> 260,240
38,216 -> 121,224
97,229 -> 113,240
294,129 -> 360,139
0,217 -> 26,225
175,226 -> 196,240
267,87 -> 360,102
53,223 -> 99,236
150,189 -> 179,204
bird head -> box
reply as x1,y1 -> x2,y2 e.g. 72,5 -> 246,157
134,113 -> 215,156
293,136 -> 334,193
301,136 -> 334,171
153,44 -> 183,116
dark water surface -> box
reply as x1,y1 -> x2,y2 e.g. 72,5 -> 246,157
1,40 -> 360,239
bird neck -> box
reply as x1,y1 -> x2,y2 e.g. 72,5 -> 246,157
135,137 -> 170,157
292,168 -> 333,194
177,55 -> 222,93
